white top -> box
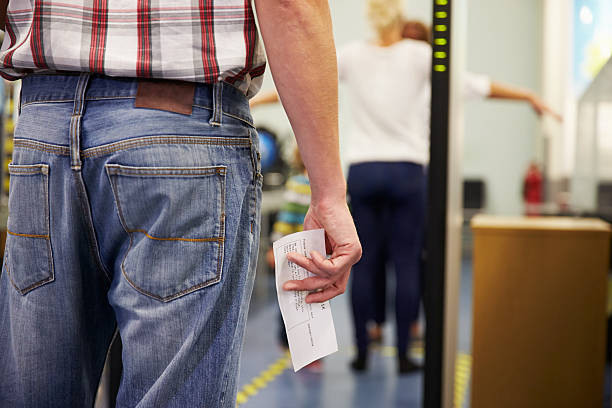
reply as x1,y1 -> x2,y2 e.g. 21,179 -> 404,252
464,72 -> 492,100
339,39 -> 432,166
338,40 -> 492,166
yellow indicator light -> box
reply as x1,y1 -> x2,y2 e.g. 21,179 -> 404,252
434,51 -> 447,59
436,11 -> 447,18
434,65 -> 447,72
435,25 -> 447,32
435,38 -> 447,45
436,0 -> 448,4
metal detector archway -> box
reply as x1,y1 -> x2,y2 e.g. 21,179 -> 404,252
424,0 -> 465,407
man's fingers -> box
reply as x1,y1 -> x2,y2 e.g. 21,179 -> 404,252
282,276 -> 331,292
286,252 -> 328,277
304,285 -> 342,303
283,246 -> 354,303
305,271 -> 349,303
305,270 -> 350,303
310,249 -> 355,278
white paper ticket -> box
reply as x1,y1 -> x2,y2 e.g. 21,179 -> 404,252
273,229 -> 338,371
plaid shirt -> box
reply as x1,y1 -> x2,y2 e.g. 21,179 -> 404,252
0,0 -> 266,96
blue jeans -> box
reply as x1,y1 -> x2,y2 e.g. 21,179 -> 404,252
0,74 -> 262,407
347,162 -> 426,356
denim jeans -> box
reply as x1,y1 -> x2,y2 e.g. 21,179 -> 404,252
0,74 -> 262,407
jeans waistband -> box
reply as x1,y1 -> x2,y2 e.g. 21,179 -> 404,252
20,74 -> 254,127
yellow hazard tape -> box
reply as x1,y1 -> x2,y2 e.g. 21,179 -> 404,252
366,344 -> 472,408
453,354 -> 472,408
236,347 -> 472,407
236,352 -> 290,407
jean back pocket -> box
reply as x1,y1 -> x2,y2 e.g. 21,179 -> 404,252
106,164 -> 226,302
6,163 -> 54,295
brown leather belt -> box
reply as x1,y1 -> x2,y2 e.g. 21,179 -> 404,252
134,80 -> 196,116
0,0 -> 7,32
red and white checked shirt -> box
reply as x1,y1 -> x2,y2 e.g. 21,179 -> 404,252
0,0 -> 266,96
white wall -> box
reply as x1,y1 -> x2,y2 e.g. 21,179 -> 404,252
541,0 -> 572,181
463,0 -> 544,215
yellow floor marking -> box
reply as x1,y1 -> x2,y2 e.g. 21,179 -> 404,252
372,345 -> 472,408
236,392 -> 248,405
236,352 -> 290,406
242,384 -> 258,397
252,377 -> 267,388
236,347 -> 472,407
381,346 -> 398,357
453,354 -> 472,408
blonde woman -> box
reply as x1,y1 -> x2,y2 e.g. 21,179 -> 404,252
339,0 -> 430,374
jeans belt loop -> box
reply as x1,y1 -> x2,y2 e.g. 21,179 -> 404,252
70,73 -> 92,171
209,82 -> 223,127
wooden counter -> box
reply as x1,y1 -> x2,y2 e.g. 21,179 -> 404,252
471,215 -> 610,408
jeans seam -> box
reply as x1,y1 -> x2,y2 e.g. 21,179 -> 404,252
7,230 -> 49,239
106,165 -> 227,177
74,172 -> 113,283
8,163 -> 50,173
20,99 -> 254,127
7,261 -> 55,295
20,96 -> 135,108
13,137 -> 250,159
8,169 -> 50,175
20,99 -> 74,108
126,229 -> 224,243
121,263 -> 223,302
248,129 -> 261,234
13,139 -> 71,155
217,169 -> 226,280
82,136 -> 250,158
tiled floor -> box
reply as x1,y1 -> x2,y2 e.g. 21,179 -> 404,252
238,260 -> 612,408
237,293 -> 424,408
236,261 -> 475,408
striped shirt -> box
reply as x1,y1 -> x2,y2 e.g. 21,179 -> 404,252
0,0 -> 266,96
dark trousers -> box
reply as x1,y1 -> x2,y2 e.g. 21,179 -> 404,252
348,161 -> 426,356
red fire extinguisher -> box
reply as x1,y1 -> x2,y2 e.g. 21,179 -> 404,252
523,162 -> 542,216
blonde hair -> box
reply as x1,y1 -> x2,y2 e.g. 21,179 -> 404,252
367,0 -> 403,33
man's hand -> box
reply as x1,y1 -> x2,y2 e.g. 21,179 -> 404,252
282,198 -> 361,304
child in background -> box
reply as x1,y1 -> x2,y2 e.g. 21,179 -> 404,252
269,148 -> 310,244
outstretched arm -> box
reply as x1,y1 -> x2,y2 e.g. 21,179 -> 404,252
249,90 -> 280,108
254,0 -> 361,303
489,81 -> 562,122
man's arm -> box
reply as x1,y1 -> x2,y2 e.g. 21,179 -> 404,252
254,0 -> 361,303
